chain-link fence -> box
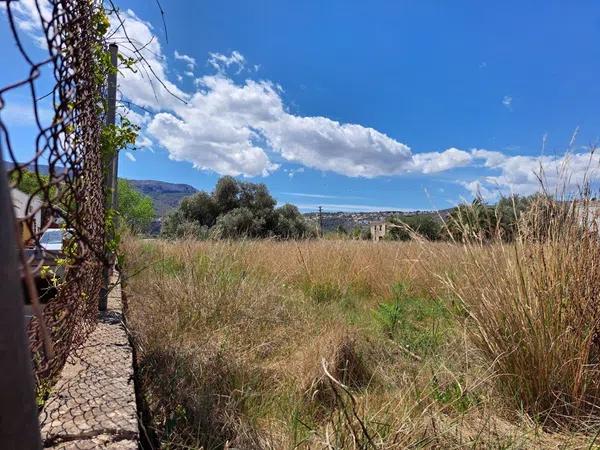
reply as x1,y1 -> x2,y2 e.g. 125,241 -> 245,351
1,0 -> 109,390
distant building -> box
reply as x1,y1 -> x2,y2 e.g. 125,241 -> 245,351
11,188 -> 43,243
370,221 -> 388,241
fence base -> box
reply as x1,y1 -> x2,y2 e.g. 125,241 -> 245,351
39,273 -> 138,449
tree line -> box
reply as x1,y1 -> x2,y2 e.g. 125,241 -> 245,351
13,168 -> 555,242
156,176 -> 548,242
162,176 -> 313,239
385,194 -> 547,242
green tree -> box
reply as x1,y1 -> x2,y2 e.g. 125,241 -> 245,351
446,198 -> 499,242
238,181 -> 278,235
276,203 -> 311,238
238,182 -> 276,212
9,169 -> 49,196
495,194 -> 536,241
179,192 -> 219,227
161,210 -> 210,239
215,207 -> 264,238
446,194 -> 542,242
117,179 -> 155,234
213,176 -> 240,213
388,214 -> 442,241
161,209 -> 185,238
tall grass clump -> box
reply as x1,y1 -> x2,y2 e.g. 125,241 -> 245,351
445,190 -> 600,422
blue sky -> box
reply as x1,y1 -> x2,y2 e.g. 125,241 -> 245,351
2,1 -> 600,212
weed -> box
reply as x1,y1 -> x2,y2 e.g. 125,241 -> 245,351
303,280 -> 343,303
36,381 -> 52,408
374,283 -> 449,355
373,298 -> 403,338
156,256 -> 185,276
431,376 -> 479,413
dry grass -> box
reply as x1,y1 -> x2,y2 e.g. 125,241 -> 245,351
123,231 -> 600,449
442,197 -> 600,423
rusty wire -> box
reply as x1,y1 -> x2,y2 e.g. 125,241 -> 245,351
0,0 -> 108,386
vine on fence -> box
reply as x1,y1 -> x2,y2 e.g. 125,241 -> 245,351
0,0 -> 138,391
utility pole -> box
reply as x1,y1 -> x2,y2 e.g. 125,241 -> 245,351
0,158 -> 42,449
318,206 -> 323,238
100,43 -> 118,311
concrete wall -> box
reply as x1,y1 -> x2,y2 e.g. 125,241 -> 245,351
370,223 -> 387,241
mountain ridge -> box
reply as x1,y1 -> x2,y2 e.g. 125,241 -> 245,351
126,179 -> 197,216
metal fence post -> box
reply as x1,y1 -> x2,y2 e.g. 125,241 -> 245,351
0,158 -> 42,449
100,43 -> 118,311
108,43 -> 119,221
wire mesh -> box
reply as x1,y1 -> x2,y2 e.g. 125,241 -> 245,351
0,0 -> 108,387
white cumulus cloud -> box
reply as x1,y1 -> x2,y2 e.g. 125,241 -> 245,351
411,148 -> 473,173
174,50 -> 196,69
107,9 -> 188,111
0,0 -> 51,47
463,149 -> 600,198
146,74 -> 417,177
147,110 -> 279,177
0,100 -> 53,127
208,50 -> 246,73
284,167 -> 305,178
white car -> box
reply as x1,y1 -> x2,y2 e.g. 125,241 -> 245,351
39,228 -> 73,252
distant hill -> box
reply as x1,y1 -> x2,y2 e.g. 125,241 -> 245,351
127,179 -> 197,216
4,161 -> 51,176
303,208 -> 454,232
3,162 -> 197,217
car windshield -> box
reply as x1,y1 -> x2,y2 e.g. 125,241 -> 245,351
40,229 -> 64,244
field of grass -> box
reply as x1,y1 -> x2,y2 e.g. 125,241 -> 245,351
123,202 -> 600,450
